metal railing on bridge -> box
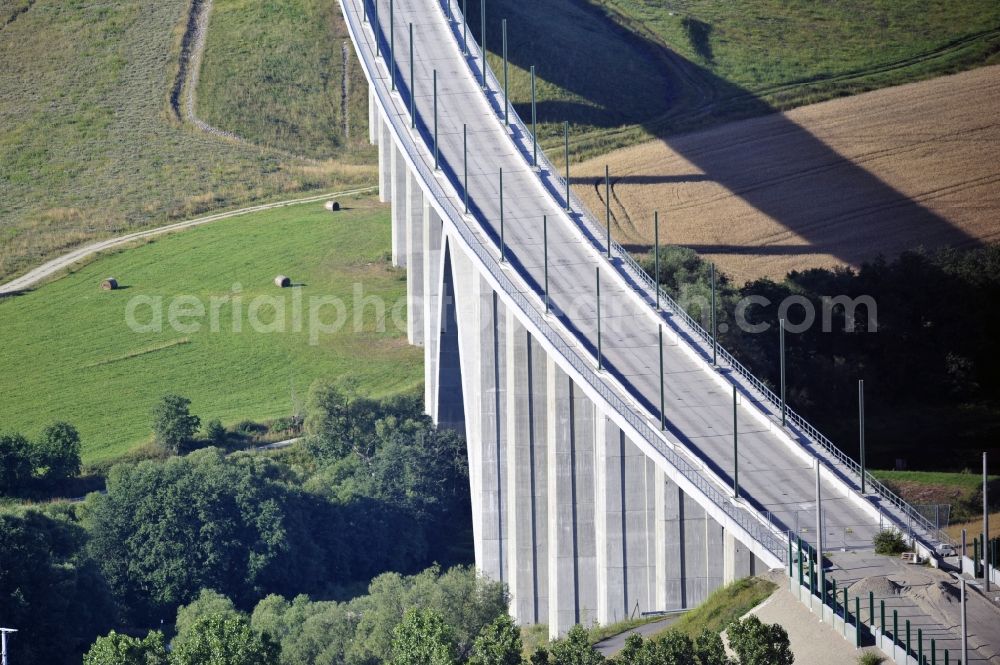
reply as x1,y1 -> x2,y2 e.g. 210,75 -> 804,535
350,0 -> 954,564
435,0 -> 955,552
348,0 -> 789,563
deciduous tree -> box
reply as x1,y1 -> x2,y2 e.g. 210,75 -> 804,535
151,394 -> 200,454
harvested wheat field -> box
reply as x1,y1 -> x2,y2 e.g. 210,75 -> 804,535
575,65 -> 1000,283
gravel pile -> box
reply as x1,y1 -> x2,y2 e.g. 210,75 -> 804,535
848,576 -> 903,598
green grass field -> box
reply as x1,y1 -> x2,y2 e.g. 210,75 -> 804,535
871,469 -> 998,525
197,0 -> 371,160
0,0 -> 373,283
871,470 -> 998,491
469,0 -> 1000,159
0,197 -> 421,464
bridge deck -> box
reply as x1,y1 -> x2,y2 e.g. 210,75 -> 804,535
354,0 -> 879,552
344,1 -> 1000,659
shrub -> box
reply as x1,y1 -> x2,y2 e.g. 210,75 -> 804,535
236,419 -> 265,435
857,652 -> 885,665
727,615 -> 793,665
33,421 -> 82,482
548,626 -> 604,665
270,417 -> 299,434
873,529 -> 908,555
0,432 -> 34,495
205,419 -> 227,447
469,615 -> 522,665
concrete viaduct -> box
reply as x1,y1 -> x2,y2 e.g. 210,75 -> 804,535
341,0 -> 951,639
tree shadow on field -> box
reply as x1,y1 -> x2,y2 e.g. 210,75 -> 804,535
467,0 -> 982,268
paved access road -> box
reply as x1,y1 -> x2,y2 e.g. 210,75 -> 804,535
0,187 -> 376,295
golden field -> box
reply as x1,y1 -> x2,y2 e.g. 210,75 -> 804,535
574,65 -> 1000,282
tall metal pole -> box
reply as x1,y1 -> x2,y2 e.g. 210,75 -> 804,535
733,385 -> 739,499
659,324 -> 665,430
1,628 -> 16,665
961,577 -> 968,665
499,168 -> 505,262
711,262 -> 718,365
654,211 -> 660,310
564,122 -> 570,212
390,0 -> 395,90
985,451 -> 991,592
480,0 -> 486,90
502,19 -> 508,125
816,459 -> 825,600
605,165 -> 611,258
780,318 -> 786,426
543,215 -> 549,313
530,66 -> 537,167
463,124 -> 468,213
860,379 -> 866,494
409,23 -> 414,127
596,267 -> 602,370
433,70 -> 439,169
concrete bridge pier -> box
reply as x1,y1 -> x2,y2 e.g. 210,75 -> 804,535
405,169 -> 424,345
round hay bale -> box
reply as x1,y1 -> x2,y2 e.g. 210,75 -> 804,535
274,275 -> 291,288
324,200 -> 341,212
101,277 -> 118,291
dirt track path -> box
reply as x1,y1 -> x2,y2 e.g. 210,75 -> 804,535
576,64 -> 1000,282
0,187 -> 376,295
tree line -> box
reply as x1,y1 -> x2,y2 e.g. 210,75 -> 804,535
0,421 -> 81,495
80,566 -> 793,665
0,381 -> 471,664
642,243 -> 1000,469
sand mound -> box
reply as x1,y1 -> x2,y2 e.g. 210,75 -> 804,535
912,580 -> 961,607
848,576 -> 902,598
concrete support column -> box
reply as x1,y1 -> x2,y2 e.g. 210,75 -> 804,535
623,438 -> 654,616
390,142 -> 408,267
472,277 -> 508,581
662,482 -> 685,610
449,243 -> 481,552
422,200 -> 443,421
595,415 -> 627,625
547,356 -> 577,637
654,466 -> 669,611
405,169 -> 424,345
378,115 -> 390,202
705,517 -> 725,596
572,386 -> 598,627
545,359 -> 598,637
642,457 -> 658,610
369,86 -> 378,145
682,491 -> 709,605
723,529 -> 754,584
505,318 -> 548,624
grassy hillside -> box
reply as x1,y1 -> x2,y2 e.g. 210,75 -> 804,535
871,470 -> 999,525
0,0 -> 372,283
668,577 -> 776,638
0,197 -> 421,464
467,0 -> 1000,159
196,0 -> 372,159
